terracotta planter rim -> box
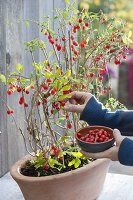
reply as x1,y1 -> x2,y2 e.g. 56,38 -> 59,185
10,155 -> 110,182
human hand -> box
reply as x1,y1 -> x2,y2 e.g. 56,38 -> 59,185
64,91 -> 93,113
81,129 -> 125,161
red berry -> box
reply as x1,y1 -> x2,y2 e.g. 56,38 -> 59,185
67,123 -> 72,129
42,84 -> 48,90
57,45 -> 62,51
17,87 -> 22,92
82,26 -> 85,31
7,90 -> 12,95
78,18 -> 82,23
51,109 -> 54,114
44,165 -> 49,170
51,89 -> 56,95
62,37 -> 66,42
80,136 -> 85,141
102,89 -> 107,94
7,109 -> 14,115
19,96 -> 24,105
85,22 -> 89,27
99,76 -> 103,81
25,90 -> 30,94
77,133 -> 82,139
108,86 -> 112,90
48,35 -> 52,40
7,110 -> 11,115
74,50 -> 79,56
105,45 -> 111,49
100,69 -> 106,74
37,101 -> 41,106
49,39 -> 54,45
66,114 -> 69,119
60,101 -> 65,107
114,59 -> 121,65
95,57 -> 100,62
71,36 -> 74,40
47,78 -> 52,83
24,103 -> 28,108
90,73 -> 94,78
73,40 -> 78,46
80,43 -> 85,48
83,40 -> 87,44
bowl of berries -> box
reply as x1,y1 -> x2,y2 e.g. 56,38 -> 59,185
75,126 -> 115,153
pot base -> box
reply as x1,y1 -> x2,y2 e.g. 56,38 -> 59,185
10,155 -> 110,200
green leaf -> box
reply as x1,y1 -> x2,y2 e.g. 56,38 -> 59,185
8,77 -> 17,83
74,158 -> 81,168
63,11 -> 69,19
58,93 -> 72,101
58,151 -> 66,158
68,159 -> 75,167
0,74 -> 6,84
69,152 -> 83,158
66,69 -> 71,77
16,63 -> 23,73
64,0 -> 70,5
89,83 -> 94,90
54,16 -> 58,20
43,73 -> 55,78
49,50 -> 54,57
61,85 -> 71,91
49,158 -> 62,168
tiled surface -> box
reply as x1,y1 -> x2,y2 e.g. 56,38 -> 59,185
0,172 -> 133,200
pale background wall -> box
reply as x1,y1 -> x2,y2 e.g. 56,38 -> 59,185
0,0 -> 67,177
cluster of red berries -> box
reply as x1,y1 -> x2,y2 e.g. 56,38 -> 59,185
51,145 -> 64,160
7,109 -> 14,115
72,18 -> 89,33
77,128 -> 112,143
51,100 -> 65,114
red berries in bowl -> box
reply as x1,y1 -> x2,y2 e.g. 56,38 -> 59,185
75,126 -> 115,153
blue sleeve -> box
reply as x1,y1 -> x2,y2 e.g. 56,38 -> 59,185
118,138 -> 133,166
80,96 -> 133,136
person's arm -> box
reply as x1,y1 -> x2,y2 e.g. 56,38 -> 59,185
80,95 -> 133,136
82,129 -> 133,166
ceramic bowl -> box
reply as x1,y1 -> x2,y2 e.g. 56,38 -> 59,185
75,126 -> 115,153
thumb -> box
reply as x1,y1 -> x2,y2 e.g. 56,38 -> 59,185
64,102 -> 84,113
113,129 -> 123,146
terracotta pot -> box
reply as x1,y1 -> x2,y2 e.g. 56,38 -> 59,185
10,155 -> 110,200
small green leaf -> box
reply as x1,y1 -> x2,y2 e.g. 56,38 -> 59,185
74,158 -> 81,168
16,63 -> 23,73
61,85 -> 71,91
8,77 -> 17,83
89,83 -> 94,90
54,16 -> 58,20
49,158 -> 62,168
66,69 -> 71,77
64,0 -> 70,5
18,78 -> 30,83
70,152 -> 83,158
68,159 -> 75,166
63,11 -> 69,19
0,74 -> 6,84
43,73 -> 55,78
49,50 -> 54,57
58,93 -> 72,101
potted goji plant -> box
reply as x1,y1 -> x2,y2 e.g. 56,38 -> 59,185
0,1 -> 128,200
